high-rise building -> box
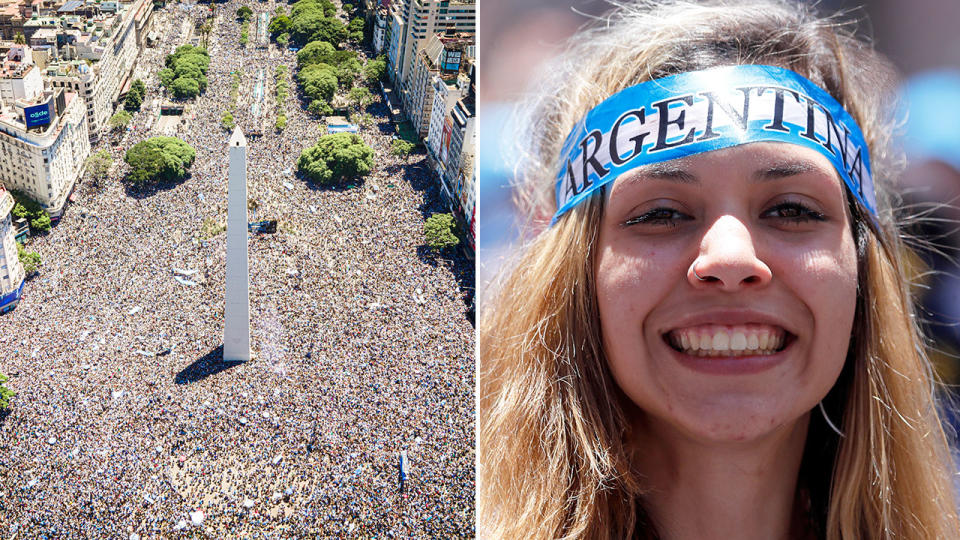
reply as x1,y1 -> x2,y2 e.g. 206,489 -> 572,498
0,184 -> 24,313
42,0 -> 144,141
386,0 -> 474,98
406,33 -> 470,139
0,44 -> 90,218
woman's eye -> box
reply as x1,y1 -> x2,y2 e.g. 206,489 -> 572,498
762,201 -> 827,223
624,208 -> 692,227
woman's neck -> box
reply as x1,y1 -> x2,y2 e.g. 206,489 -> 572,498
632,413 -> 812,540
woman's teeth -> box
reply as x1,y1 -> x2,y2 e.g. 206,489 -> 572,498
668,324 -> 786,356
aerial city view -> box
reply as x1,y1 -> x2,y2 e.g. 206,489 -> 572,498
0,0 -> 476,536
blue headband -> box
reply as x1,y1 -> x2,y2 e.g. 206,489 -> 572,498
553,65 -> 876,224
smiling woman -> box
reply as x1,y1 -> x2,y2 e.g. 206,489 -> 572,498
478,1 -> 960,539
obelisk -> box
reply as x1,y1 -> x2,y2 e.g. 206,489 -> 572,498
224,127 -> 250,361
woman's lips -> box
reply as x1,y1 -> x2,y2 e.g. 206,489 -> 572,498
665,324 -> 790,356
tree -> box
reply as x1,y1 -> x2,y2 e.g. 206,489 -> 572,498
123,90 -> 143,111
275,114 -> 287,131
310,16 -> 347,45
124,137 -> 196,184
363,57 -> 387,82
221,110 -> 235,130
171,76 -> 201,98
391,139 -> 415,161
269,14 -> 292,36
347,86 -> 372,110
198,22 -> 212,47
276,32 -> 289,48
297,133 -> 374,185
85,149 -> 113,183
108,110 -> 133,131
297,63 -> 338,103
158,68 -> 176,88
11,192 -> 50,233
13,32 -> 24,45
162,46 -> 209,98
0,373 -> 14,410
131,78 -> 146,97
296,40 -> 335,68
237,5 -> 253,21
424,213 -> 459,251
17,242 -> 41,276
307,99 -> 333,116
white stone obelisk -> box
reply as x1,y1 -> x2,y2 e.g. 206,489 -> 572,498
224,127 -> 250,361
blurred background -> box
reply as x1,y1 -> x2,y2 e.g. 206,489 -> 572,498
477,0 -> 960,385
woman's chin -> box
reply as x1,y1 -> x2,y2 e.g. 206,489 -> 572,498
648,400 -> 807,444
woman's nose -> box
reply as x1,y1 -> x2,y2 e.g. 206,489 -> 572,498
688,215 -> 772,290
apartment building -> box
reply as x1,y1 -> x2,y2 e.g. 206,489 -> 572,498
405,33 -> 469,139
0,184 -> 24,313
386,0 -> 474,93
42,0 -> 143,141
0,86 -> 90,216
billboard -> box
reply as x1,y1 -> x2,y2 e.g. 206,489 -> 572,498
24,103 -> 51,128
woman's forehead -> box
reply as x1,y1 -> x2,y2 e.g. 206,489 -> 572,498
606,142 -> 844,196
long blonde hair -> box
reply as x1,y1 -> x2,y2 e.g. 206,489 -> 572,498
478,1 -> 960,538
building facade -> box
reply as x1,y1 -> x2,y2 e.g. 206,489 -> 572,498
0,184 -> 24,313
43,0 -> 142,141
405,33 -> 469,139
0,88 -> 90,216
386,0 -> 474,95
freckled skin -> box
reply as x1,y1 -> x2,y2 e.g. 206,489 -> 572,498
596,143 -> 858,444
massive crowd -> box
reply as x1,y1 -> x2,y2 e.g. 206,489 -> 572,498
0,0 -> 475,537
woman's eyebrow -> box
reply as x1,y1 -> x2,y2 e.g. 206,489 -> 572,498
626,162 -> 699,184
752,160 -> 823,182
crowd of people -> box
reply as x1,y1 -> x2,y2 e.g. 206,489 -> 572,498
0,0 -> 475,536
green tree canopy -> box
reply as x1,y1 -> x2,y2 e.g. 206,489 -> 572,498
158,68 -> 176,88
424,213 -> 459,251
310,16 -> 347,45
296,40 -> 336,68
221,110 -> 235,130
0,373 -> 15,410
276,32 -> 290,48
124,137 -> 196,184
10,192 -> 50,233
269,14 -> 292,36
131,78 -> 146,97
123,90 -> 142,111
108,110 -> 133,131
307,99 -> 333,116
85,149 -> 113,184
17,242 -> 41,276
171,76 -> 201,98
297,63 -> 338,103
162,46 -> 209,98
237,5 -> 253,21
390,139 -> 415,161
363,57 -> 387,82
348,17 -> 363,33
347,86 -> 372,109
297,133 -> 374,184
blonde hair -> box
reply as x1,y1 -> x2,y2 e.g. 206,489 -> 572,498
478,1 -> 960,538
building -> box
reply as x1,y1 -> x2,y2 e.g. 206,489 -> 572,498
0,184 -> 24,313
386,0 -> 474,93
0,46 -> 42,102
0,86 -> 90,217
372,4 -> 388,54
405,32 -> 470,139
43,0 -> 143,141
436,71 -> 473,250
426,67 -> 466,174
